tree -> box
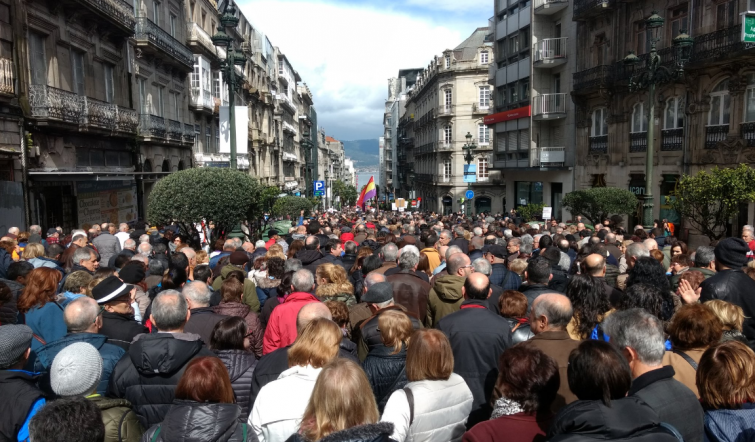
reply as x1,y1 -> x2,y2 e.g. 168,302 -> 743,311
562,188 -> 639,225
272,196 -> 313,220
671,164 -> 755,240
517,203 -> 545,222
148,168 -> 262,241
332,181 -> 358,207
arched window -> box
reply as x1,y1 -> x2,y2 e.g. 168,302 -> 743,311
745,74 -> 755,122
443,125 -> 452,146
709,79 -> 730,126
591,108 -> 608,137
631,102 -> 648,133
664,97 -> 685,129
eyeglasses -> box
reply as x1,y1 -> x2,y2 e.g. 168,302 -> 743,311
93,306 -> 105,324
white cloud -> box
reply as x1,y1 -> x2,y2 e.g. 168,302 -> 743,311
236,0 -> 482,140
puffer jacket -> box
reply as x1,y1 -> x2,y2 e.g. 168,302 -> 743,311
362,345 -> 407,412
316,283 -> 356,306
505,318 -> 534,344
212,264 -> 260,313
285,422 -> 395,442
89,396 -> 144,442
255,277 -> 281,309
215,349 -> 257,419
213,302 -> 265,358
425,275 -> 465,328
141,400 -> 253,442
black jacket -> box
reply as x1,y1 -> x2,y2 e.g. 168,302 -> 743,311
628,366 -> 703,442
519,283 -> 560,310
310,253 -> 344,271
449,237 -> 469,253
184,307 -> 228,346
362,345 -> 407,412
548,266 -> 569,293
436,300 -> 512,427
140,400 -> 253,442
297,249 -> 324,274
285,422 -> 394,442
99,311 -> 149,351
108,332 -> 216,428
700,269 -> 755,349
0,370 -> 45,442
356,306 -> 421,361
215,349 -> 257,419
505,317 -> 534,344
548,397 -> 681,442
341,253 -> 358,273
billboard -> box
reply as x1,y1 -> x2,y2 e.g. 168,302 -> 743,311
219,106 -> 249,155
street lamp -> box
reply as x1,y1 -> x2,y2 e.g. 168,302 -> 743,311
211,1 -> 247,170
462,132 -> 477,217
623,12 -> 692,230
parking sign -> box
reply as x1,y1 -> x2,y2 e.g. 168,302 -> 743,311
314,181 -> 325,197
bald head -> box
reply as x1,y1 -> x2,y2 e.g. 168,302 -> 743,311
296,302 -> 333,332
530,293 -> 573,333
643,238 -> 658,251
583,253 -> 606,276
242,242 -> 255,253
63,297 -> 100,333
463,272 -> 491,300
447,253 -> 471,276
181,247 -> 196,260
438,245 -> 449,262
363,272 -> 386,293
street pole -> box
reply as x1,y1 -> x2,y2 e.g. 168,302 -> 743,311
228,46 -> 236,170
644,80 -> 655,230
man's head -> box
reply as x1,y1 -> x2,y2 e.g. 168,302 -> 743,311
625,243 -> 650,270
583,253 -> 606,277
29,397 -> 105,442
324,238 -> 343,257
64,297 -> 101,334
380,243 -> 399,263
484,245 -> 507,264
439,230 -> 452,245
471,257 -> 492,276
714,237 -> 749,271
602,308 -> 666,378
72,234 -> 88,248
50,342 -> 103,398
694,245 -> 716,270
437,245 -> 449,263
462,272 -> 491,300
304,235 -> 320,251
507,237 -> 521,254
119,223 -> 129,233
182,281 -> 211,308
62,271 -> 93,295
222,240 -> 236,252
295,302 -> 333,333
344,241 -> 357,255
7,226 -> 19,237
447,253 -> 473,277
73,247 -> 98,272
525,257 -> 551,285
397,245 -> 420,271
150,290 -> 189,332
46,243 -> 64,261
181,247 -> 197,268
363,272 -> 386,295
291,269 -> 315,293
362,281 -> 394,311
0,324 -> 33,369
642,238 -> 658,251
530,293 -> 573,334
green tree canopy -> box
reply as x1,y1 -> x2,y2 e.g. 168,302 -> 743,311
333,181 -> 358,207
273,196 -> 313,220
517,202 -> 545,222
562,187 -> 639,224
147,168 -> 262,237
671,164 -> 755,240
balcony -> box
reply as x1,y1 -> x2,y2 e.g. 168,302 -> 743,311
139,114 -> 190,145
573,65 -> 613,93
415,173 -> 434,183
533,38 -> 568,68
74,0 -> 135,33
283,121 -> 298,135
190,88 -> 214,113
691,25 -> 755,67
534,0 -> 568,14
439,141 -> 455,151
28,85 -> 138,134
589,135 -> 608,153
532,94 -> 567,120
437,105 -> 455,117
613,47 -> 679,85
573,0 -> 613,21
184,123 -> 196,144
135,17 -> 193,70
1,58 -> 14,95
167,119 -> 182,140
742,123 -> 755,147
276,94 -> 297,114
187,22 -> 217,59
662,128 -> 683,151
472,103 -> 490,114
629,132 -> 647,153
415,142 -> 435,156
705,125 -> 728,149
538,147 -> 565,167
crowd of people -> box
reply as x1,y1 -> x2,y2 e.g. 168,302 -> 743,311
0,213 -> 754,442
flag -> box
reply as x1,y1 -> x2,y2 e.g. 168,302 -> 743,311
357,176 -> 376,209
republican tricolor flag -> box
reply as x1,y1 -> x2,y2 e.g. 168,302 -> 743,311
357,176 -> 376,210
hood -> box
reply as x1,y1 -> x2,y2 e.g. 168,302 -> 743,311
255,275 -> 281,289
214,349 -> 256,382
550,397 -> 660,439
361,239 -> 381,251
89,396 -> 135,411
36,333 -> 108,368
297,249 -> 323,265
160,400 -> 242,442
212,302 -> 251,318
220,264 -> 247,278
128,333 -> 204,375
316,282 -> 354,298
432,275 -> 465,301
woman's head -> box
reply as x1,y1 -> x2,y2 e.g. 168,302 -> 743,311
174,356 -> 234,403
316,263 -> 348,285
299,358 -> 379,441
493,343 -> 559,413
417,253 -> 430,276
288,318 -> 342,368
22,243 -> 45,260
351,247 -> 375,274
17,267 -> 63,313
161,265 -> 187,290
565,274 -> 611,340
210,316 -> 248,351
568,340 -> 631,406
499,290 -> 528,318
266,244 -> 285,260
626,256 -> 671,294
697,341 -> 755,410
324,300 -> 350,329
406,329 -> 454,382
378,310 -> 413,354
705,300 -> 745,332
288,240 -> 305,259
671,241 -> 688,256
195,250 -> 208,265
667,303 -> 723,351
220,278 -> 243,303
266,257 -> 286,280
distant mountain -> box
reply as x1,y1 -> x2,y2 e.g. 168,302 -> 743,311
342,139 -> 379,168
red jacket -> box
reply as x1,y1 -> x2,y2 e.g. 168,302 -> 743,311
462,412 -> 552,442
262,292 -> 320,354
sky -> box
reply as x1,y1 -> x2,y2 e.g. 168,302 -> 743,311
236,0 -> 492,142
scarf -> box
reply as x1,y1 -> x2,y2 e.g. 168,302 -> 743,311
490,397 -> 524,419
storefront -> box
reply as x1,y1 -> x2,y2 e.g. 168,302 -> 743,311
515,181 -> 543,208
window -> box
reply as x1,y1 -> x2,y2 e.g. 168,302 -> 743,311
213,70 -> 221,98
480,50 -> 489,65
709,79 -> 730,125
745,76 -> 755,123
445,55 -> 450,68
478,157 -> 489,179
519,79 -> 529,101
508,83 -> 518,104
29,32 -> 46,86
153,0 -> 160,23
631,102 -> 648,133
443,159 -> 451,181
635,21 -> 651,54
443,125 -> 452,145
478,123 -> 490,145
104,64 -> 114,103
205,125 -> 211,153
479,86 -> 490,109
171,92 -> 179,120
508,34 -> 519,55
716,0 -> 735,30
71,51 -> 85,95
444,89 -> 452,110
669,4 -> 689,40
138,77 -> 146,112
191,58 -> 200,91
157,86 -> 165,116
591,108 -> 608,136
665,97 -> 685,129
169,13 -> 177,37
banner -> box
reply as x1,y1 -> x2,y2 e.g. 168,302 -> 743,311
219,106 -> 249,154
77,181 -> 137,226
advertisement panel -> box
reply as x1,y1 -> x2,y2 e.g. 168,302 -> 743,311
77,181 -> 137,226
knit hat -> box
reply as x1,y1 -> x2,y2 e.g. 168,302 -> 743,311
362,282 -> 393,304
0,325 -> 33,369
118,264 -> 146,284
714,237 -> 749,269
229,251 -> 250,265
50,342 -> 103,397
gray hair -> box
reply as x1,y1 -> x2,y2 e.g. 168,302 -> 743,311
148,259 -> 165,276
473,227 -> 483,237
72,234 -> 87,244
364,272 -> 386,290
602,308 -> 666,366
440,229 -> 453,241
520,243 -> 533,254
255,240 -> 266,248
454,226 -> 465,237
285,258 -> 303,273
182,281 -> 211,306
64,297 -> 99,332
131,254 -> 149,265
626,242 -> 650,260
230,238 -> 243,249
29,225 -> 42,235
292,269 -> 315,292
695,246 -> 715,267
472,257 -> 492,276
407,226 -> 415,235
381,243 -> 399,262
119,223 -> 129,232
446,245 -> 463,260
344,241 -> 358,255
138,242 -> 152,254
520,234 -> 533,245
605,233 -> 616,244
124,239 -> 136,250
72,247 -> 94,265
151,290 -> 187,330
503,229 -> 512,238
398,245 -> 420,270
532,295 -> 573,329
223,240 -> 236,251
139,234 -> 150,243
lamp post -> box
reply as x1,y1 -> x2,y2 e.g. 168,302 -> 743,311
462,132 -> 477,217
211,1 -> 247,170
623,12 -> 692,229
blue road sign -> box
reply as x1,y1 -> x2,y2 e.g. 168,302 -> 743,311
314,180 -> 325,197
465,190 -> 474,199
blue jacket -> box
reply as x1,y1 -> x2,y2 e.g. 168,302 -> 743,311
24,302 -> 67,352
0,249 -> 11,279
29,333 -> 125,395
490,263 -> 522,291
209,252 -> 231,270
704,404 -> 755,442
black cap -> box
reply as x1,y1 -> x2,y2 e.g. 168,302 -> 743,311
118,264 -> 146,284
47,228 -> 58,237
485,245 -> 507,259
92,276 -> 133,304
361,282 -> 393,304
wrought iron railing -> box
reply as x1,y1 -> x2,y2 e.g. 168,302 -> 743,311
183,124 -> 195,144
533,93 -> 567,117
692,25 -> 755,65
742,123 -> 755,147
573,0 -> 612,19
81,0 -> 135,30
589,135 -> 608,153
534,38 -> 567,64
117,107 -> 139,133
472,103 -> 490,113
415,142 -> 435,155
614,47 -> 679,83
437,105 -> 455,116
573,65 -> 613,91
661,128 -> 683,151
188,22 -> 215,54
629,132 -> 647,152
415,173 -> 434,183
83,97 -> 117,129
29,85 -> 138,133
705,125 -> 728,149
167,119 -> 182,140
139,113 -> 167,138
0,58 -> 13,94
538,147 -> 565,167
135,17 -> 193,68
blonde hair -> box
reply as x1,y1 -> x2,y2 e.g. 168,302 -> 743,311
705,300 -> 745,332
195,250 -> 209,265
266,244 -> 286,260
22,243 -> 45,260
378,310 -> 413,354
85,277 -> 107,297
316,263 -> 349,285
299,358 -> 379,441
288,318 -> 341,368
509,258 -> 528,276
